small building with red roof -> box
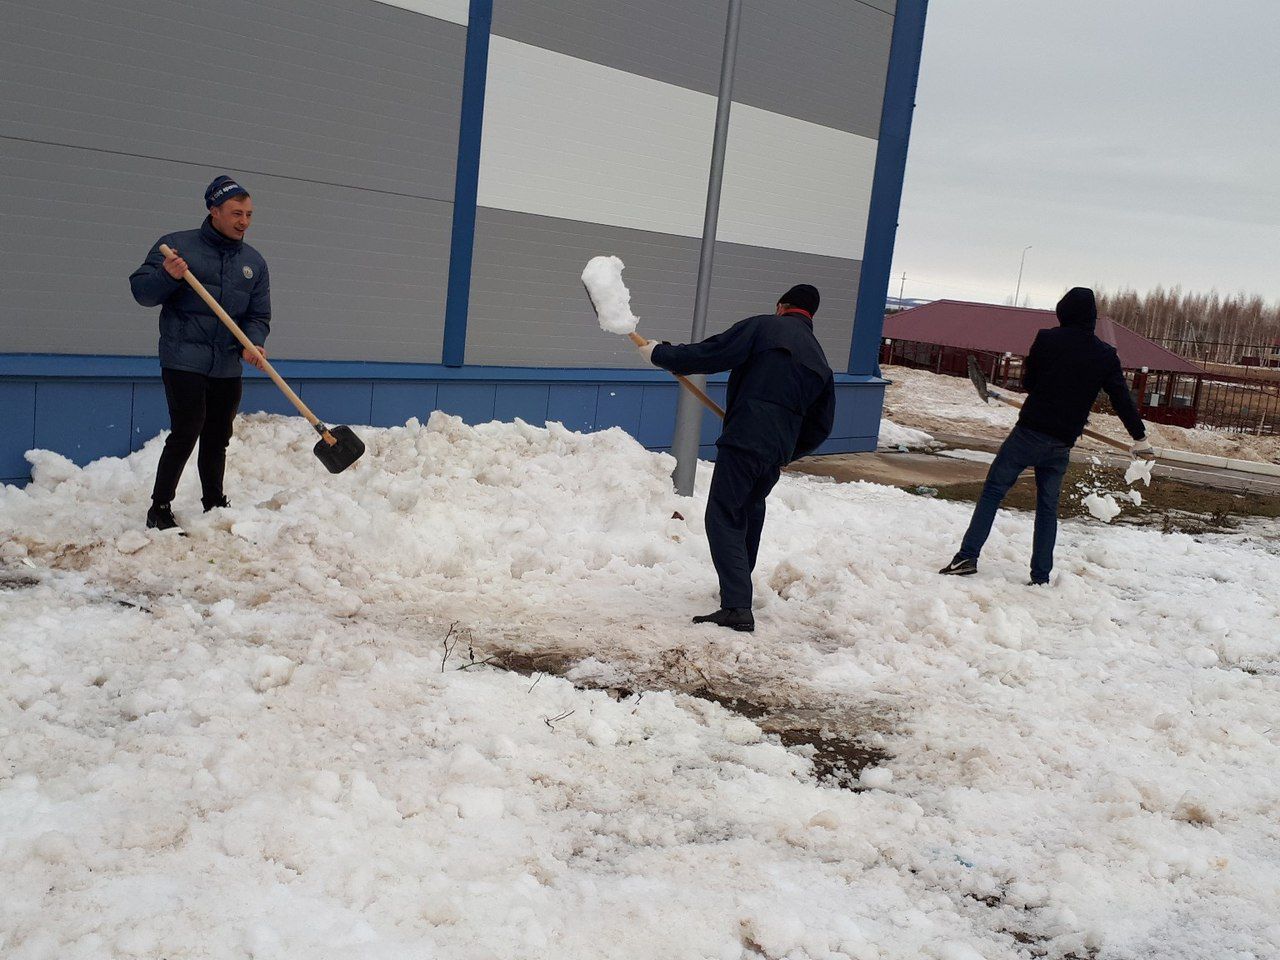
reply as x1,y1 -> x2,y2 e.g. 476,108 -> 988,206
880,300 -> 1204,427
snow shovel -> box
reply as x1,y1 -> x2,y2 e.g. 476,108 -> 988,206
159,244 -> 365,473
964,354 -> 1280,480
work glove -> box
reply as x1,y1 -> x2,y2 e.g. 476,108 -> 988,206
636,338 -> 659,365
1129,440 -> 1156,460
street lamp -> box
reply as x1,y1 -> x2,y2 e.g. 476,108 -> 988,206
1014,245 -> 1032,306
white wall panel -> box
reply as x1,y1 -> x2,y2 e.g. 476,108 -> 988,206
720,104 -> 877,259
478,37 -> 716,238
477,37 -> 877,260
370,0 -> 468,25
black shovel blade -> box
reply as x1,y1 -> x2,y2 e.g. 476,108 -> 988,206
313,425 -> 365,473
966,354 -> 990,403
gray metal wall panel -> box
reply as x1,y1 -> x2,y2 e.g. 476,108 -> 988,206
466,207 -> 857,368
1,140 -> 450,362
489,0 -> 893,138
0,0 -> 464,200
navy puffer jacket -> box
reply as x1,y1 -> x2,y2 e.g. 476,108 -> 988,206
130,217 -> 270,378
652,312 -> 835,465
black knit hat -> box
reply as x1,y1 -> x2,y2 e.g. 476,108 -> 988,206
1055,287 -> 1097,329
778,284 -> 820,316
205,175 -> 249,209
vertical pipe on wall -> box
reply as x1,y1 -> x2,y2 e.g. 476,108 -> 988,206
847,0 -> 929,377
442,0 -> 495,367
671,0 -> 742,497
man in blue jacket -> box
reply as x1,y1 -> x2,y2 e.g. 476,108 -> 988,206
940,287 -> 1155,585
639,284 -> 835,632
129,176 -> 271,531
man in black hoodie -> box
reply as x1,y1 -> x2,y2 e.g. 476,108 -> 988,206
638,284 -> 835,631
939,287 -> 1154,585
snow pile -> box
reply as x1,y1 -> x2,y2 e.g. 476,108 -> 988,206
877,418 -> 936,450
581,255 -> 639,336
2,413 -> 1280,958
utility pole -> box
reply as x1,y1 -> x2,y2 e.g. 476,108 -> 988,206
898,271 -> 906,304
670,0 -> 742,497
1014,245 -> 1032,306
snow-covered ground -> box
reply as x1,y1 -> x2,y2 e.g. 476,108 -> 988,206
2,413 -> 1279,959
882,364 -> 1280,463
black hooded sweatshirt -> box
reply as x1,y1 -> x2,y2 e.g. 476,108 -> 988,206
1016,287 -> 1147,446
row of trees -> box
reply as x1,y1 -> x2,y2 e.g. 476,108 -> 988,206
1095,286 -> 1280,363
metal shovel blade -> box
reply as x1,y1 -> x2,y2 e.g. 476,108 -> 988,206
313,425 -> 366,474
966,354 -> 991,403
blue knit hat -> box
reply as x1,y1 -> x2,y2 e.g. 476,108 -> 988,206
205,175 -> 249,209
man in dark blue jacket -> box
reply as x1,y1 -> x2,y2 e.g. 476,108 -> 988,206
940,287 -> 1155,585
639,284 -> 835,631
130,176 -> 271,531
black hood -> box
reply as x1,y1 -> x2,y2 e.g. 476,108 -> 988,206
1055,287 -> 1097,331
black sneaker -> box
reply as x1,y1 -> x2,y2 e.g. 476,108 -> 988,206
1027,578 -> 1050,587
202,495 -> 231,512
146,502 -> 180,531
939,555 -> 978,576
691,607 -> 755,632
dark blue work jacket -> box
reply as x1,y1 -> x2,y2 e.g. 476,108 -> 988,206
652,312 -> 836,465
130,217 -> 270,378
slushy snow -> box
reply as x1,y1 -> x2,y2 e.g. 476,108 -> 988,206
2,412 -> 1279,959
581,255 -> 639,335
877,418 -> 936,450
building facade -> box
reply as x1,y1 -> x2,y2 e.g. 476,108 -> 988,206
0,0 -> 928,486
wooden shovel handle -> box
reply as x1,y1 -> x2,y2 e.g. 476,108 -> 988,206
628,332 -> 726,420
158,244 -> 335,444
989,388 -> 1132,453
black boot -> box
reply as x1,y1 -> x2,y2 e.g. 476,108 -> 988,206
202,495 -> 230,512
692,607 -> 755,632
146,502 -> 180,531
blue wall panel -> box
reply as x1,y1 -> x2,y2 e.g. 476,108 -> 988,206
637,384 -> 679,447
371,382 -> 439,427
300,381 -> 374,427
35,382 -> 133,466
494,383 -> 549,425
0,357 -> 885,487
593,384 -> 644,436
437,382 -> 497,424
241,378 -> 300,417
0,382 -> 36,483
131,381 -> 169,452
547,384 -> 598,433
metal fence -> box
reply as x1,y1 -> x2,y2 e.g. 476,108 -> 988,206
1147,336 -> 1280,368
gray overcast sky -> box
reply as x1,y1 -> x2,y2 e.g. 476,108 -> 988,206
889,0 -> 1279,310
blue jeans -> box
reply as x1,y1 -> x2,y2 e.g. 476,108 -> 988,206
958,425 -> 1071,583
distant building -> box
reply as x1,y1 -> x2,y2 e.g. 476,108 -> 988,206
880,300 -> 1204,428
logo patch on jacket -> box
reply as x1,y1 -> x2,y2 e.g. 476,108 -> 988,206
243,266 -> 254,279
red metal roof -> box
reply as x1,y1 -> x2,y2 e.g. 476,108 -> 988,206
883,300 -> 1202,375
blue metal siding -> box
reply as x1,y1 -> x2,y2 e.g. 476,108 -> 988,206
442,0 -> 495,366
849,0 -> 930,376
0,362 -> 881,487
371,382 -> 440,427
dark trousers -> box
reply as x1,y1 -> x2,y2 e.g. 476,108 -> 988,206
958,425 -> 1071,583
151,368 -> 242,506
704,447 -> 782,609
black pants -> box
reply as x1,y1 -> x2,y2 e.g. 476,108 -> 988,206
704,447 -> 782,609
151,368 -> 242,506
